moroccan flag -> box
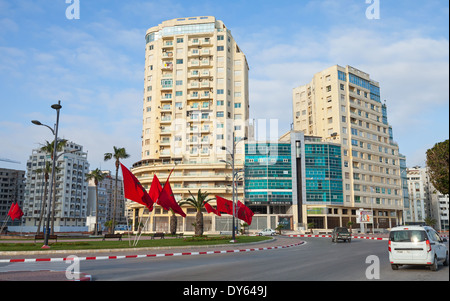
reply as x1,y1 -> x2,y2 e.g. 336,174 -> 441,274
158,180 -> 186,217
120,163 -> 153,211
204,202 -> 221,216
149,174 -> 162,204
216,195 -> 233,215
8,203 -> 24,221
237,201 -> 254,226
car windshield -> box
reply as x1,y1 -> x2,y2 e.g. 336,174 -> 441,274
389,230 -> 427,242
335,227 -> 348,233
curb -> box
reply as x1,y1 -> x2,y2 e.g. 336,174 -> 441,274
289,234 -> 388,241
0,241 -> 305,264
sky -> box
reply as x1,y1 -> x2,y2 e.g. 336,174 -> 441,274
0,0 -> 448,173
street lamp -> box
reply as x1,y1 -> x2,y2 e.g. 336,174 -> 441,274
220,132 -> 247,242
32,100 -> 62,249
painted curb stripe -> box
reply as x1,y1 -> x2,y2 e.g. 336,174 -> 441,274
0,242 -> 304,264
288,234 -> 388,240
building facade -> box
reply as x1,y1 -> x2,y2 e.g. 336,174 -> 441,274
244,142 -> 294,231
87,170 -> 126,231
131,16 -> 250,233
244,131 -> 347,232
0,168 -> 25,226
23,141 -> 90,230
293,65 -> 404,229
406,166 -> 449,231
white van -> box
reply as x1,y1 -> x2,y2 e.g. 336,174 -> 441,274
389,226 -> 448,271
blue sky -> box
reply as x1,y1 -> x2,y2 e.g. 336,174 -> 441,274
0,0 -> 448,172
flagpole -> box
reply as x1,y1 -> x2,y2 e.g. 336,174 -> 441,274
0,215 -> 10,235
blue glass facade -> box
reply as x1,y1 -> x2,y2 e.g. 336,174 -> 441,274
304,143 -> 343,205
244,140 -> 343,206
244,143 -> 292,204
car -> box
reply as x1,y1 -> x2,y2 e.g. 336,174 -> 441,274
258,228 -> 276,236
331,227 -> 351,243
389,225 -> 448,271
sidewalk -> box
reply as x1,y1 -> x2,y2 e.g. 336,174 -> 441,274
0,236 -> 304,281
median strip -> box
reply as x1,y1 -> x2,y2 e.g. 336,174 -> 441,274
0,241 -> 305,264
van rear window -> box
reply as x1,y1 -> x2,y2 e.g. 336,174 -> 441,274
389,230 -> 427,242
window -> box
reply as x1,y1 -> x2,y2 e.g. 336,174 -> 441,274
217,46 -> 224,51
216,112 -> 224,117
176,59 -> 183,64
217,89 -> 224,94
218,35 -> 224,40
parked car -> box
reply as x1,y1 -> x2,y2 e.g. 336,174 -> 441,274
258,228 -> 276,236
389,225 -> 448,271
331,227 -> 351,243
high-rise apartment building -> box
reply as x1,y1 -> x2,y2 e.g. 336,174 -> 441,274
131,16 -> 249,233
0,168 -> 25,226
293,65 -> 404,228
23,141 -> 90,230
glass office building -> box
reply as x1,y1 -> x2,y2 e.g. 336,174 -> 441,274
244,133 -> 343,231
304,136 -> 343,205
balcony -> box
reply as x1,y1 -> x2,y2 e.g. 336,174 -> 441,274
162,62 -> 173,70
162,40 -> 174,49
160,116 -> 172,124
162,52 -> 173,59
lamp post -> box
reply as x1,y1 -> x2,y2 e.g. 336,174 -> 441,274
32,100 -> 62,249
220,132 -> 247,242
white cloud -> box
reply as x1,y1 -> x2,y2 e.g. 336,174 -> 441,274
240,22 -> 448,166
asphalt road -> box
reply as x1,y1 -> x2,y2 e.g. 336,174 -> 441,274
1,236 -> 447,283
77,237 -> 448,281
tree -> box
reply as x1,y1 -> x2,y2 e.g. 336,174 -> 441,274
34,161 -> 51,234
39,139 -> 66,234
169,208 -> 178,235
86,168 -> 106,235
104,147 -> 130,234
426,139 -> 449,195
180,189 -> 213,236
424,217 -> 437,228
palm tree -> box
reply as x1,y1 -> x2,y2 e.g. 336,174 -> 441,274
424,217 -> 437,228
40,139 -> 67,234
180,189 -> 214,236
104,146 -> 130,234
35,161 -> 51,234
86,168 -> 106,235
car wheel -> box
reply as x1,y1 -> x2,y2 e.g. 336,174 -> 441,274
391,264 -> 398,270
348,238 -> 351,243
443,252 -> 449,266
430,256 -> 438,271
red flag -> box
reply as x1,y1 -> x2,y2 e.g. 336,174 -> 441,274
120,163 -> 153,211
8,203 -> 24,221
158,180 -> 186,217
149,174 -> 162,204
216,195 -> 233,215
204,202 -> 221,216
237,201 -> 254,226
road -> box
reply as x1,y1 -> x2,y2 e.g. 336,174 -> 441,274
1,236 -> 448,282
